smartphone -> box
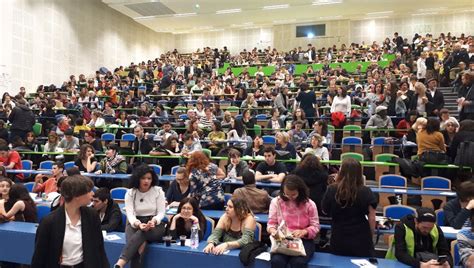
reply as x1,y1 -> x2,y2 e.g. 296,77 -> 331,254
437,255 -> 447,264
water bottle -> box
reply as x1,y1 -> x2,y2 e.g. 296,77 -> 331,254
326,131 -> 332,145
402,135 -> 407,146
190,222 -> 199,249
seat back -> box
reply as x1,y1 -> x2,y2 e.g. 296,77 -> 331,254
110,187 -> 128,202
262,135 -> 276,145
374,154 -> 399,182
379,175 -> 407,188
23,182 -> 35,193
224,193 -> 232,203
343,125 -> 362,138
37,205 -> 51,223
21,160 -> 33,178
255,222 -> 262,241
372,137 -> 394,158
383,205 -> 416,220
341,136 -> 363,154
32,122 -> 42,136
171,165 -> 180,175
421,176 -> 451,190
451,240 -> 460,266
202,149 -> 212,158
340,152 -> 364,161
122,133 -> 136,142
39,160 -> 54,170
120,211 -> 127,232
204,216 -> 215,240
436,209 -> 445,226
64,161 -> 76,170
149,164 -> 163,176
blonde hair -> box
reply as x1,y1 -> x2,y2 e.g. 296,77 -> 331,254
412,117 -> 427,132
414,82 -> 427,97
276,131 -> 290,143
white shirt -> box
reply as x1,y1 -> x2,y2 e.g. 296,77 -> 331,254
62,211 -> 83,265
124,186 -> 166,228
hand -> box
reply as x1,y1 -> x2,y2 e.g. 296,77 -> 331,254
292,229 -> 308,238
95,170 -> 102,174
89,153 -> 95,159
203,243 -> 215,254
212,243 -> 228,255
139,223 -> 150,231
422,97 -> 428,104
466,199 -> 474,210
147,220 -> 156,229
269,228 -> 278,237
35,176 -> 44,183
189,215 -> 199,224
420,259 -> 439,268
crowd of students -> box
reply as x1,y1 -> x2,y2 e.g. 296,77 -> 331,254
0,32 -> 473,268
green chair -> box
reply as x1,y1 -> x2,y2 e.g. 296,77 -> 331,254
32,123 -> 42,136
225,106 -> 240,117
254,125 -> 262,137
340,152 -> 364,162
374,154 -> 399,182
202,149 -> 212,158
343,124 -> 362,138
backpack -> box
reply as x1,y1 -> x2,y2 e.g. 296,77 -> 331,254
455,141 -> 474,168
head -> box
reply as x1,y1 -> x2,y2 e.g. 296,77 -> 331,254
457,180 -> 474,204
7,184 -> 34,207
279,174 -> 309,206
425,118 -> 440,134
298,153 -> 324,172
64,129 -> 74,142
129,164 -> 159,191
60,175 -> 94,205
84,131 -> 96,142
52,162 -> 64,177
211,120 -> 222,132
228,148 -> 242,166
294,120 -> 304,131
439,109 -> 450,121
0,145 -> 9,159
241,170 -> 256,186
271,108 -> 280,118
177,197 -> 202,219
412,117 -> 428,132
183,133 -> 195,147
133,125 -> 145,139
263,147 -> 277,165
225,197 -> 252,221
79,144 -> 95,160
0,177 -> 13,199
186,151 -> 210,174
415,207 -> 437,236
47,131 -> 59,144
175,167 -> 188,185
92,187 -> 112,212
335,158 -> 364,207
376,105 -> 388,119
105,143 -> 119,158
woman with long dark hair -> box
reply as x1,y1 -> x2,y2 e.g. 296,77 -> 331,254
322,158 -> 377,257
0,184 -> 37,223
74,144 -> 97,173
267,175 -> 319,268
293,154 -> 328,213
416,117 -> 446,157
168,197 -> 207,240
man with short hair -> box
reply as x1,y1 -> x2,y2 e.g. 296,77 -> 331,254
255,147 -> 287,183
155,121 -> 178,144
226,149 -> 249,180
444,180 -> 474,229
92,187 -> 122,232
58,129 -> 80,152
33,161 -> 64,194
8,98 -> 35,141
232,170 -> 271,214
0,145 -> 24,181
181,133 -> 202,157
365,105 -> 394,130
386,207 -> 452,267
426,78 -> 445,116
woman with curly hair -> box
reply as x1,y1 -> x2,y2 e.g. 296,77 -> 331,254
187,151 -> 226,210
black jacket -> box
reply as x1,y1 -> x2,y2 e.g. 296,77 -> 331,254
100,201 -> 122,232
394,214 -> 452,268
408,93 -> 434,116
448,130 -> 474,160
292,167 -> 328,215
428,89 -> 445,113
443,197 -> 470,229
8,104 -> 35,132
132,136 -> 153,155
31,206 -> 109,268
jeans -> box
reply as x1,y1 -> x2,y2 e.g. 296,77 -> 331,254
270,239 -> 315,268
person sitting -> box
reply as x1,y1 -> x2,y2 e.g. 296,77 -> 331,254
226,149 -> 249,180
0,177 -> 13,201
266,108 -> 285,135
444,180 -> 474,229
0,184 -> 37,223
181,133 -> 202,157
267,175 -> 320,268
441,118 -> 458,147
114,165 -> 166,268
74,144 -> 98,173
255,147 -> 287,183
166,167 -> 190,207
232,170 -> 271,214
386,207 -> 452,268
91,187 -> 122,232
457,211 -> 474,267
243,135 -> 265,158
155,121 -> 178,144
365,105 -> 394,133
207,120 -> 226,156
84,130 -> 103,153
96,143 -> 128,174
303,134 -> 330,160
132,125 -> 154,165
288,120 -> 308,151
58,128 -> 80,153
203,197 -> 256,255
275,131 -> 297,171
168,197 -> 207,240
417,118 -> 446,158
33,161 -> 64,194
0,145 -> 24,182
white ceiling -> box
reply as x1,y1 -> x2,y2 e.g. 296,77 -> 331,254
103,0 -> 474,34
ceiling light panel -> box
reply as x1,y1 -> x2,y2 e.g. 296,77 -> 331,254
263,4 -> 289,10
216,8 -> 242,15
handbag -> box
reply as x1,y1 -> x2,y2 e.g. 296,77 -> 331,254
269,198 -> 306,257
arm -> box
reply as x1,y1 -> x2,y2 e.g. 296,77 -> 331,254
435,226 -> 453,267
152,187 -> 166,224
116,161 -> 128,174
458,230 -> 474,267
101,204 -> 122,232
266,199 -> 279,234
271,172 -> 286,183
368,205 -> 376,234
3,201 -> 25,219
394,223 -> 420,267
303,201 -> 320,239
226,216 -> 256,248
124,190 -> 140,228
444,200 -> 472,229
216,167 -> 226,179
86,156 -> 97,173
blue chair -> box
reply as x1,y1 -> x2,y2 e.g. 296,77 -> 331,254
23,182 -> 35,193
421,176 -> 451,190
21,160 -> 33,178
39,160 -> 54,170
37,205 -> 51,223
262,135 -> 276,145
436,209 -> 445,226
120,211 -> 127,232
179,114 -> 188,121
110,187 -> 128,202
372,137 -> 387,145
254,222 -> 262,241
421,176 -> 451,210
255,114 -> 267,120
122,133 -> 136,142
101,133 -> 115,147
170,165 -> 180,175
379,174 -> 408,207
341,136 -> 363,154
224,193 -> 232,203
92,186 -> 98,193
203,217 -> 215,240
64,161 -> 76,170
451,240 -> 460,266
235,114 -> 243,120
383,205 -> 416,220
149,164 -> 162,176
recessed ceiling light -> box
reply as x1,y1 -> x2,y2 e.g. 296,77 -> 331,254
417,7 -> 447,12
411,12 -> 439,16
312,0 -> 342,6
216,8 -> 242,15
263,4 -> 289,10
173,12 -> 197,17
319,15 -> 342,20
366,11 -> 393,15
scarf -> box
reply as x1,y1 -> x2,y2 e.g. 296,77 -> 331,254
105,154 -> 125,173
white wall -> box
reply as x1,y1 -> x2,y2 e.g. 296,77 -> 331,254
174,12 -> 474,54
0,0 -> 174,94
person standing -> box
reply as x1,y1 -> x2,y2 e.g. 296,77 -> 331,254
31,175 -> 109,268
8,98 -> 35,141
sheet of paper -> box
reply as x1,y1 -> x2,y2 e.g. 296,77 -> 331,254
394,189 -> 407,193
29,193 -> 37,199
350,259 -> 377,268
105,234 -> 122,241
255,252 -> 271,261
440,226 -> 461,234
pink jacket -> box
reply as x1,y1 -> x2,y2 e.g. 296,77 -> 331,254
267,197 -> 320,239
